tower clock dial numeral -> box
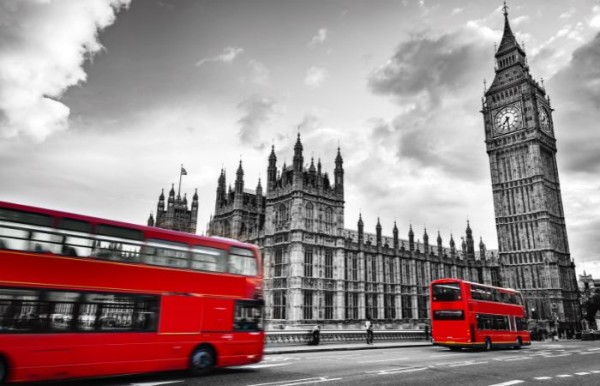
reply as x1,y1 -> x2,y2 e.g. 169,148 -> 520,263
494,105 -> 522,134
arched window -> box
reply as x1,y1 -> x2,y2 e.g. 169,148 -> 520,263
325,207 -> 334,233
277,204 -> 288,228
305,203 -> 314,230
223,221 -> 231,238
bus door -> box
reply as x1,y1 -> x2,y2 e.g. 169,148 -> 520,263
231,300 -> 264,357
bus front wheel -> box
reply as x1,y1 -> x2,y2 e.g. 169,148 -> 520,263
484,338 -> 492,351
0,357 -> 7,384
189,345 -> 215,375
513,337 -> 522,350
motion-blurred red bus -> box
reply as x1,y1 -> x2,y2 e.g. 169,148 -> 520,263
430,278 -> 530,350
0,200 -> 264,383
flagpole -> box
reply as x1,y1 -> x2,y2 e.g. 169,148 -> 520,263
178,164 -> 183,198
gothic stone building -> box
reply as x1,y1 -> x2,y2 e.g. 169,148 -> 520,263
481,6 -> 580,330
148,184 -> 199,234
208,134 -> 500,329
171,5 -> 580,331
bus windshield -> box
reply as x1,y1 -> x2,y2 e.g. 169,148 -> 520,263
431,282 -> 462,301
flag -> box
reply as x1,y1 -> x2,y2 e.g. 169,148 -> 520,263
181,166 -> 188,175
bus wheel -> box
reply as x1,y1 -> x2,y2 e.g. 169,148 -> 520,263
0,357 -> 7,384
513,337 -> 522,350
189,345 -> 215,375
484,338 -> 492,351
449,347 -> 461,351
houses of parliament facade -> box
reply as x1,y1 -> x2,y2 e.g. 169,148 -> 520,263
153,7 -> 581,331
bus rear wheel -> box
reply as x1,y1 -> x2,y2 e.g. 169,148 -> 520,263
189,345 -> 215,375
0,357 -> 7,384
513,337 -> 522,350
484,338 -> 492,351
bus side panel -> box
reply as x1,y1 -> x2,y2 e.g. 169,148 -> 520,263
201,298 -> 236,366
160,295 -> 203,333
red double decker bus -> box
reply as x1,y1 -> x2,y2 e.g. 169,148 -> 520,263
0,201 -> 264,383
430,278 -> 531,351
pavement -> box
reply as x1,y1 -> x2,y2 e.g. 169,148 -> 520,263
264,340 -> 432,355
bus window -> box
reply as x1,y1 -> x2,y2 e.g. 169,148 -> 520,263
142,239 -> 189,269
0,288 -> 42,332
91,238 -> 142,262
233,300 -> 264,331
62,235 -> 94,257
29,230 -> 63,254
0,224 -> 30,251
191,246 -> 226,272
0,207 -> 53,227
431,282 -> 462,301
228,247 -> 258,276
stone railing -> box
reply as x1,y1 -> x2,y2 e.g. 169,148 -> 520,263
265,329 -> 427,346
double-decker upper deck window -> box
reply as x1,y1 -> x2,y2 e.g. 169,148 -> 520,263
0,208 -> 53,227
191,246 -> 226,272
96,224 -> 143,241
141,239 -> 189,269
228,247 -> 257,276
431,282 -> 462,302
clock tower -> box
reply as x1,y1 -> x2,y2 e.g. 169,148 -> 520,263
482,4 -> 580,331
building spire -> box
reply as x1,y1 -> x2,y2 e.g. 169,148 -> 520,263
496,1 -> 523,56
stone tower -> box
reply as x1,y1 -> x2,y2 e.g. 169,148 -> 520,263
148,185 -> 198,234
481,4 -> 580,330
263,134 -> 346,327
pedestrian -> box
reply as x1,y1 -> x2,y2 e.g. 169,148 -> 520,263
365,316 -> 374,344
311,324 -> 321,346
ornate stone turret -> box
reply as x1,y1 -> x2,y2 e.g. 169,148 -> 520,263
408,225 -> 415,252
334,147 -> 344,196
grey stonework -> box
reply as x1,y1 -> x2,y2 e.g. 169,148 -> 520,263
208,134 -> 500,330
148,184 -> 198,234
481,7 -> 580,331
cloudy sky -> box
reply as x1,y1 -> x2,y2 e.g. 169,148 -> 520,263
1,0 -> 600,277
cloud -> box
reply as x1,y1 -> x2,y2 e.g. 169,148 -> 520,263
548,32 -> 600,174
247,59 -> 270,85
196,46 -> 244,67
308,28 -> 327,48
237,95 -> 281,149
368,29 -> 490,109
0,0 -> 130,142
590,6 -> 600,28
304,66 -> 329,88
366,25 -> 497,182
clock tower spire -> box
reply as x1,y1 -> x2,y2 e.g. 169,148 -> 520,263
481,3 -> 580,332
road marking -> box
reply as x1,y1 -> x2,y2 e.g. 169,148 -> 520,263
588,348 -> 600,351
429,354 -> 462,358
130,382 -> 183,386
533,377 -> 552,380
503,357 -> 532,361
363,357 -> 408,363
247,377 -> 342,386
487,380 -> 523,386
575,372 -> 591,375
374,367 -> 428,375
242,363 -> 292,369
579,351 -> 600,355
556,374 -> 573,377
542,353 -> 571,357
448,361 -> 488,367
592,370 -> 600,373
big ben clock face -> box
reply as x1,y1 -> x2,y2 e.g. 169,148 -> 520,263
494,104 -> 522,134
538,106 -> 552,133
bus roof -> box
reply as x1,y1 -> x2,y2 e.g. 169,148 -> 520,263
0,200 -> 257,251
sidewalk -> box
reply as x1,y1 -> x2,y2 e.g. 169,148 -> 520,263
265,341 -> 432,355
